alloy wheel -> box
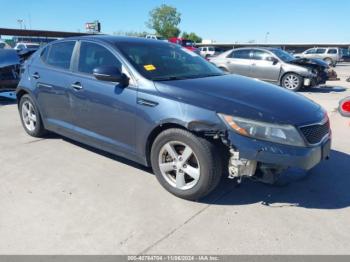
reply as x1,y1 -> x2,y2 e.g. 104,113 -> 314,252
158,141 -> 200,190
283,74 -> 300,90
21,100 -> 37,132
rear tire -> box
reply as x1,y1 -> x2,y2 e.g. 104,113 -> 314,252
151,128 -> 222,200
19,94 -> 47,137
281,73 -> 303,92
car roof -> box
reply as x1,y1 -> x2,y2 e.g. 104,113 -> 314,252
231,47 -> 278,52
52,35 -> 170,46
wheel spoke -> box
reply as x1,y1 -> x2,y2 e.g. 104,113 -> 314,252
183,165 -> 200,180
164,143 -> 178,159
180,146 -> 193,163
28,120 -> 35,130
29,113 -> 36,122
176,172 -> 186,188
159,162 -> 174,173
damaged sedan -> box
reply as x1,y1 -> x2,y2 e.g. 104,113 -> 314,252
16,36 -> 331,200
0,49 -> 36,92
209,47 -> 333,91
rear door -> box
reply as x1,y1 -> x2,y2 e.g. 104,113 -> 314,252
29,41 -> 77,129
226,49 -> 253,77
250,50 -> 281,82
68,40 -> 137,154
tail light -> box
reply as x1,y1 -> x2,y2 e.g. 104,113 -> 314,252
339,97 -> 350,117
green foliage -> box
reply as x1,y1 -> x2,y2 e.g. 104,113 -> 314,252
146,4 -> 181,39
181,32 -> 202,43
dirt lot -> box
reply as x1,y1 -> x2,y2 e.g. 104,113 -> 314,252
0,65 -> 350,255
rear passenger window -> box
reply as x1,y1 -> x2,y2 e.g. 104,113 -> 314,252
46,41 -> 75,70
328,49 -> 337,54
40,46 -> 49,63
230,50 -> 251,59
78,42 -> 122,74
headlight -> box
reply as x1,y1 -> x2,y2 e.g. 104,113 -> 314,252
219,114 -> 305,147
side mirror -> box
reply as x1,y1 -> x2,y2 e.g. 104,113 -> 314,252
270,57 -> 279,65
93,66 -> 129,86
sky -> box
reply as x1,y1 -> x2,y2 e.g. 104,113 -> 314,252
1,0 -> 350,43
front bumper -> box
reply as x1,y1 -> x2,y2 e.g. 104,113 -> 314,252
227,130 -> 331,170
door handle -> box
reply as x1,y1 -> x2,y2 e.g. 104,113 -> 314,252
137,98 -> 158,107
32,72 -> 40,79
71,82 -> 83,90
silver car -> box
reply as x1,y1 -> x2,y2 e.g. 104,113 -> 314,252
209,47 -> 329,91
294,47 -> 341,67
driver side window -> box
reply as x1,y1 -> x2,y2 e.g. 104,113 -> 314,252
78,42 -> 122,74
305,48 -> 316,54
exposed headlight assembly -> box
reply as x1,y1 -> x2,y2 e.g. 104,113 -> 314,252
219,114 -> 305,147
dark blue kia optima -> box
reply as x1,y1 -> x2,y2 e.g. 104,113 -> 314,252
16,36 -> 331,200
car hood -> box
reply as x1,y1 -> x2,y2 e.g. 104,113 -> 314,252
289,58 -> 329,69
154,75 -> 323,126
0,49 -> 20,68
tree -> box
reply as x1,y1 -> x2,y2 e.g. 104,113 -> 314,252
181,32 -> 202,43
146,4 -> 181,39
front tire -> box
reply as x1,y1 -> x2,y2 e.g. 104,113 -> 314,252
281,73 -> 303,91
151,128 -> 222,200
19,94 -> 47,137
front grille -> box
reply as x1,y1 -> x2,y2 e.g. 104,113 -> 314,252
299,120 -> 330,145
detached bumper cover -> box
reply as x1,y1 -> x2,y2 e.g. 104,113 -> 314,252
227,130 -> 331,170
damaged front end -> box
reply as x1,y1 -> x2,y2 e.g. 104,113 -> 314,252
227,148 -> 286,184
0,49 -> 36,92
217,113 -> 331,185
290,58 -> 336,85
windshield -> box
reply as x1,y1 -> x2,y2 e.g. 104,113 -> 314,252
269,49 -> 295,62
116,42 -> 223,81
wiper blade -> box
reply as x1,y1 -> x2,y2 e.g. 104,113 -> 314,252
152,74 -> 223,81
152,76 -> 187,81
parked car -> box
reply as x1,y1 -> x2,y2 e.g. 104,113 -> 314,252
0,49 -> 21,92
14,42 -> 40,52
16,36 -> 331,200
0,40 -> 11,49
294,47 -> 341,67
209,47 -> 330,91
145,35 -> 167,41
339,97 -> 350,117
0,49 -> 37,92
341,48 -> 350,62
168,37 -> 200,54
198,46 -> 224,58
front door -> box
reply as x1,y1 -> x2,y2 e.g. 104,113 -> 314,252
69,41 -> 137,155
250,50 -> 281,82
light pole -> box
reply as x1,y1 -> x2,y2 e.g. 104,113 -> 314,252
265,32 -> 270,43
17,19 -> 24,29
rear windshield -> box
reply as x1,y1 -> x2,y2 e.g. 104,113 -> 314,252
116,42 -> 223,81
